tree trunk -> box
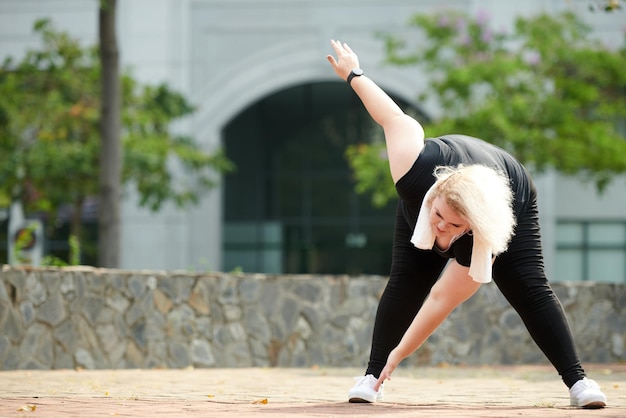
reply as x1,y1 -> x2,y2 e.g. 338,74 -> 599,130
98,0 -> 121,268
70,199 -> 83,265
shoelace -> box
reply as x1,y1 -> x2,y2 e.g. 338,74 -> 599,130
354,376 -> 374,385
571,378 -> 601,397
353,375 -> 382,391
579,378 -> 598,389
580,381 -> 593,389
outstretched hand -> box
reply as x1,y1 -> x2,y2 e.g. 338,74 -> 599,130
374,349 -> 402,391
326,39 -> 360,82
374,362 -> 395,391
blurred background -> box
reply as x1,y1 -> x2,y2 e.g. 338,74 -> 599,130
0,0 -> 624,282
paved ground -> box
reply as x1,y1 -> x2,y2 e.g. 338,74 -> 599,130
0,364 -> 624,417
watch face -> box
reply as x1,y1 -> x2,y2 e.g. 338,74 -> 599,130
352,68 -> 364,76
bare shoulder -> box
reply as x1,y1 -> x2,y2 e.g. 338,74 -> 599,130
384,114 -> 425,183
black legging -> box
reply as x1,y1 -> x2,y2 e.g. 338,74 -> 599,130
365,197 -> 586,389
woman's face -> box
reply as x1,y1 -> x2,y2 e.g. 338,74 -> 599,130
429,195 -> 469,239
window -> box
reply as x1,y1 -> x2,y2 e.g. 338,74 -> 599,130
221,82 -> 424,275
555,220 -> 626,283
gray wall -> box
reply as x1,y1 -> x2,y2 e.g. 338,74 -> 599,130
1,266 -> 624,370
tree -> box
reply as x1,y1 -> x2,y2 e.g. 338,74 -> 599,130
347,11 -> 626,207
589,0 -> 622,12
99,0 -> 121,268
0,20 -> 101,264
0,20 -> 234,265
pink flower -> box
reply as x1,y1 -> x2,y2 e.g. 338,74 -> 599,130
481,28 -> 493,43
476,9 -> 490,26
523,50 -> 541,66
455,17 -> 466,32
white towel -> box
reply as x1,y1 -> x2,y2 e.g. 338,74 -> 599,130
410,186 -> 493,283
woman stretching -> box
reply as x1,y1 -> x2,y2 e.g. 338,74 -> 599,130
326,39 -> 607,409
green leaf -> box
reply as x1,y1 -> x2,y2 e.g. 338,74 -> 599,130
347,10 -> 626,206
0,20 -> 235,253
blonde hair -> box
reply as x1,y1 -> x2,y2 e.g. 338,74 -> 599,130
427,165 -> 516,255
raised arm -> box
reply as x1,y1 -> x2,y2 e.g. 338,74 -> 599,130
326,40 -> 425,183
374,260 -> 482,390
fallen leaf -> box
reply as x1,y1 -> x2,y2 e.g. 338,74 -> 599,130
207,394 -> 215,398
252,398 -> 268,404
17,404 -> 36,412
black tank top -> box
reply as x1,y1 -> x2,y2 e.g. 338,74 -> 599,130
394,134 -> 535,266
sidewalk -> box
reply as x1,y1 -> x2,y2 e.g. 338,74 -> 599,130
0,364 -> 624,417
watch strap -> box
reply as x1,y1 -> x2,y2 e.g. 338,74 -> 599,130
347,68 -> 363,85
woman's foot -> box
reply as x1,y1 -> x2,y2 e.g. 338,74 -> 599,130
348,374 -> 383,403
569,377 -> 607,408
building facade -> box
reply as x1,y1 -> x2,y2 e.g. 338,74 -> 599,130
1,0 -> 625,281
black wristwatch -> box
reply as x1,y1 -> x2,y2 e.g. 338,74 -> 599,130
347,68 -> 364,86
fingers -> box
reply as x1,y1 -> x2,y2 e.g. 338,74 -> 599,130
374,359 -> 398,391
329,39 -> 343,60
329,39 -> 351,56
374,373 -> 388,391
328,39 -> 359,80
328,40 -> 342,67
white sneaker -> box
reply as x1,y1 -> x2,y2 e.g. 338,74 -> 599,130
348,374 -> 383,403
569,378 -> 607,408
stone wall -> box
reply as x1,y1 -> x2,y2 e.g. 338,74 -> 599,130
1,266 -> 624,370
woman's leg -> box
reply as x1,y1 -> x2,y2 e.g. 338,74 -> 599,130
492,198 -> 585,388
365,202 -> 448,377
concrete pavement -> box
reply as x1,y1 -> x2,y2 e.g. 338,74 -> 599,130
0,364 -> 624,417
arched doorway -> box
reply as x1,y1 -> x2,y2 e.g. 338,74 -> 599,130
222,81 -> 421,275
